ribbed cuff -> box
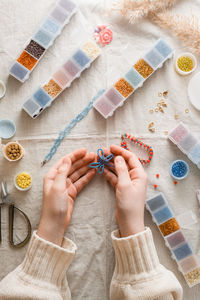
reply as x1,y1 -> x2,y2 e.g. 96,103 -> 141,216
20,231 -> 77,286
111,227 -> 160,282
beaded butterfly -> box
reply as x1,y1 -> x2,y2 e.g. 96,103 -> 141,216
89,148 -> 114,174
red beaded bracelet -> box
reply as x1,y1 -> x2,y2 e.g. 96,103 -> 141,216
121,133 -> 154,165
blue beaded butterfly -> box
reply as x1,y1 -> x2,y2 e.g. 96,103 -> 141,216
89,148 -> 114,174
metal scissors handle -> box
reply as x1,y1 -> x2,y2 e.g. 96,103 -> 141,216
0,182 -> 32,248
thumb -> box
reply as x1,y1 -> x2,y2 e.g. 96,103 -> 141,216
114,156 -> 131,185
54,156 -> 71,189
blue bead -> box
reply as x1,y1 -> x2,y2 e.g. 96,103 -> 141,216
171,160 -> 189,179
153,206 -> 173,224
10,62 -> 29,82
144,48 -> 164,69
173,243 -> 193,261
125,67 -> 144,88
155,39 -> 173,58
188,143 -> 200,164
23,98 -> 40,115
146,193 -> 166,212
72,50 -> 91,68
33,88 -> 52,107
34,29 -> 53,49
42,18 -> 61,35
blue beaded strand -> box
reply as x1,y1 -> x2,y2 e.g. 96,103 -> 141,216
42,89 -> 105,166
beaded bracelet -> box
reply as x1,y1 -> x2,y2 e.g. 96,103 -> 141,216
121,133 -> 154,165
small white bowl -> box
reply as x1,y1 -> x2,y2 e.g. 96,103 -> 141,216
188,72 -> 200,111
14,172 -> 32,191
2,141 -> 24,162
0,80 -> 6,99
175,52 -> 197,76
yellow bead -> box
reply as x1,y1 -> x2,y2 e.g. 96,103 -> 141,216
16,172 -> 31,189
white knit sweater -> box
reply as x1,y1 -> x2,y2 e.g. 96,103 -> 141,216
0,227 -> 183,300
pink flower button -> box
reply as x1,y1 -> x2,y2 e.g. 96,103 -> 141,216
94,25 -> 113,46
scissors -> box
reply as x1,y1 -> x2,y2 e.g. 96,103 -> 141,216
0,181 -> 31,248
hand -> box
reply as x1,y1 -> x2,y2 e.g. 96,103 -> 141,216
103,145 -> 147,237
37,148 -> 96,246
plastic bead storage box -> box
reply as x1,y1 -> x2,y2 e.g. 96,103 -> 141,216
168,122 -> 200,168
9,0 -> 77,82
146,193 -> 200,287
93,38 -> 174,118
22,41 -> 101,118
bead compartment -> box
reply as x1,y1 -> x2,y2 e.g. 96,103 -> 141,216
33,88 -> 52,107
168,122 -> 189,145
168,122 -> 200,169
22,41 -> 101,118
9,0 -> 77,82
178,132 -> 198,154
93,39 -> 174,118
146,193 -> 200,287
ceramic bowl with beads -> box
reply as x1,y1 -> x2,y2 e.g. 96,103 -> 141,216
14,172 -> 32,191
3,141 -> 24,162
175,52 -> 197,76
170,160 -> 190,180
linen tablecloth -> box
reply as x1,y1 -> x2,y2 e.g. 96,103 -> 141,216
0,0 -> 200,299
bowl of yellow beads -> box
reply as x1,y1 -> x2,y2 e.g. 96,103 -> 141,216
175,52 -> 197,76
14,172 -> 32,191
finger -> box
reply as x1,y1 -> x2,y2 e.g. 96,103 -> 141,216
53,156 -> 71,190
102,147 -> 129,172
102,147 -> 114,162
129,168 -> 148,182
69,164 -> 93,183
103,168 -> 117,188
69,152 -> 95,175
45,157 -> 64,181
66,179 -> 78,200
44,157 -> 65,193
101,147 -> 115,170
68,148 -> 87,164
110,145 -> 142,170
114,156 -> 131,185
74,169 -> 96,194
102,147 -> 112,156
44,150 -> 86,192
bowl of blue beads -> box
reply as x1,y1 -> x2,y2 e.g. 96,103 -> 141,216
170,160 -> 190,180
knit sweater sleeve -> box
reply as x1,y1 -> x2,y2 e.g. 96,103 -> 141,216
110,227 -> 183,300
0,231 -> 77,300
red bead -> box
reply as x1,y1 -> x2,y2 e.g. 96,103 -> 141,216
154,184 -> 157,189
156,174 -> 159,178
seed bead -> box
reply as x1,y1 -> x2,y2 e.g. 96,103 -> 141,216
16,172 -> 32,189
121,133 -> 154,165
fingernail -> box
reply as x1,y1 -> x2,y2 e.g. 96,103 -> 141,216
115,156 -> 124,163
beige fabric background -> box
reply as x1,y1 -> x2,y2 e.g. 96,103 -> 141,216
0,0 -> 200,299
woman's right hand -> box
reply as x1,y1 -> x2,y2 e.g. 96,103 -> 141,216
103,145 -> 148,237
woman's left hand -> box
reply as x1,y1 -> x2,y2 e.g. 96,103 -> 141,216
37,148 -> 96,246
